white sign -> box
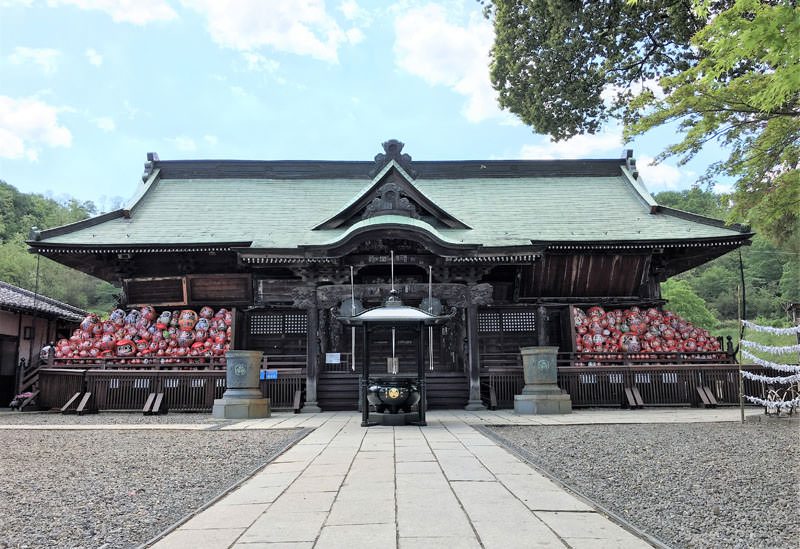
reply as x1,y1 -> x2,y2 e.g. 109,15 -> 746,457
325,353 -> 341,364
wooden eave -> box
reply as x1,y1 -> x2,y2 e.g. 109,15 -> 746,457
534,234 -> 753,253
26,241 -> 253,254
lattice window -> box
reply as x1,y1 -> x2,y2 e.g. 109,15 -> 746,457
164,378 -> 179,388
501,312 -> 536,332
478,312 -> 501,332
191,379 -> 205,388
609,374 -> 624,384
250,314 -> 284,335
250,312 -> 307,335
133,379 -> 149,389
109,379 -> 119,389
285,314 -> 308,334
662,373 -> 678,383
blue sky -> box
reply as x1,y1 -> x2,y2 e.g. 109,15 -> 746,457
1,0 -> 728,211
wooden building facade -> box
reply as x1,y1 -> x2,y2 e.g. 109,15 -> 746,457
28,141 -> 752,411
0,281 -> 86,405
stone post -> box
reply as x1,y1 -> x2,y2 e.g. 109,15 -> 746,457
212,350 -> 270,419
514,346 -> 572,414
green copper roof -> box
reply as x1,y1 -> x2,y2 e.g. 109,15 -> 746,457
31,159 -> 749,251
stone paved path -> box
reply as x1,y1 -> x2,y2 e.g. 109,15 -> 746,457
144,408 -> 756,548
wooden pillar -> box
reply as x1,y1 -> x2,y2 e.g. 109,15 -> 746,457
465,302 -> 485,410
361,324 -> 370,426
417,322 -> 427,425
302,304 -> 322,412
537,306 -> 548,346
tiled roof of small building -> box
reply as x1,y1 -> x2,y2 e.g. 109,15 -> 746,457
0,281 -> 87,321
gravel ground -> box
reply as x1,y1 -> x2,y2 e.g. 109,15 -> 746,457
0,411 -> 227,425
0,427 -> 305,549
488,416 -> 799,549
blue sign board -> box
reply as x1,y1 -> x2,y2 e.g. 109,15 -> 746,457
260,369 -> 278,380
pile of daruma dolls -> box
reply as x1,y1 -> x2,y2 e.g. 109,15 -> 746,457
54,306 -> 232,363
574,306 -> 723,360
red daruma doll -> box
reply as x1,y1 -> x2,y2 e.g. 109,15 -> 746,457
178,309 -> 198,331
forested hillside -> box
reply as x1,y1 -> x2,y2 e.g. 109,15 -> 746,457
0,181 -> 118,313
656,189 -> 798,326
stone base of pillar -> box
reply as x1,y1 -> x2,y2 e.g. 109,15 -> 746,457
212,397 -> 271,419
514,392 -> 572,415
301,401 -> 322,413
464,399 -> 487,411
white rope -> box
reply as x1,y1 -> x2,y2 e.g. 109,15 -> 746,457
740,340 -> 800,354
741,320 -> 800,335
744,395 -> 800,409
741,350 -> 800,373
741,369 -> 800,384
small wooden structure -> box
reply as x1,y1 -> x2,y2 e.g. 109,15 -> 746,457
27,141 -> 754,410
0,281 -> 86,406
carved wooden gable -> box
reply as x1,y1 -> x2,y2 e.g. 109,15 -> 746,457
314,140 -> 470,231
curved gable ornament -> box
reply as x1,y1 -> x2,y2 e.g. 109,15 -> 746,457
369,139 -> 417,179
362,182 -> 419,220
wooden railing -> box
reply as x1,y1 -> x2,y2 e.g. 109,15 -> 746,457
481,364 -> 768,408
46,354 -> 307,370
38,367 -> 306,412
557,351 -> 735,366
479,351 -> 735,371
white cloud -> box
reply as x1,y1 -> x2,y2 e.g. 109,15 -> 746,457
183,0 -> 349,63
86,48 -> 103,66
170,136 -> 196,151
241,52 -> 279,72
520,131 -> 624,160
0,95 -> 72,161
8,47 -> 61,74
636,154 -> 686,190
92,116 -> 115,131
204,135 -> 218,145
393,4 -> 500,123
49,0 -> 177,24
346,27 -> 364,44
338,0 -> 360,20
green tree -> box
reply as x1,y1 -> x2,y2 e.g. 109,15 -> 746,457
627,0 -> 800,246
488,0 -> 714,140
488,0 -> 800,245
661,278 -> 719,327
653,189 -> 792,321
0,180 -> 118,313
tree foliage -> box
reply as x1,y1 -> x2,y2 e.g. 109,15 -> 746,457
488,0 -> 710,139
488,0 -> 800,245
0,181 -> 118,313
661,278 -> 719,327
627,0 -> 800,246
654,188 -> 796,322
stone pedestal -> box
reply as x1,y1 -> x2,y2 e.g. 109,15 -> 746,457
514,346 -> 572,414
213,350 -> 271,419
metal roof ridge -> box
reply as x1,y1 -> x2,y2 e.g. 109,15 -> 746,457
655,205 -> 752,233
